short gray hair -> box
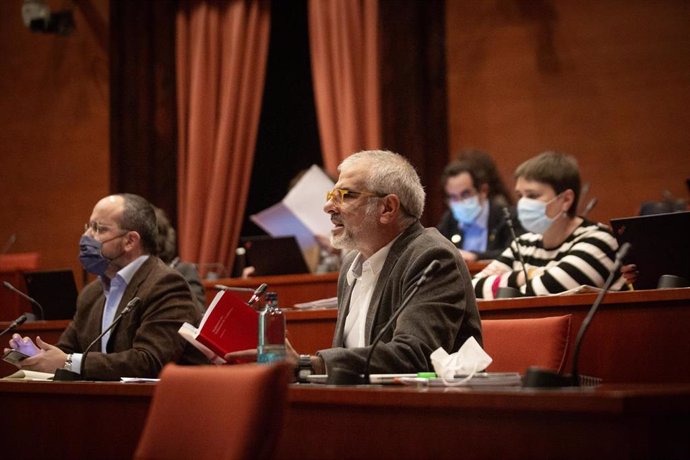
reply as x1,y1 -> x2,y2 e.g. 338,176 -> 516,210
338,150 -> 425,221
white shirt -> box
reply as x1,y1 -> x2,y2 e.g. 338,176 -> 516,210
343,240 -> 396,348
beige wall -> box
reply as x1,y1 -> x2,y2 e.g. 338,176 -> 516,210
0,0 -> 109,282
446,0 -> 690,223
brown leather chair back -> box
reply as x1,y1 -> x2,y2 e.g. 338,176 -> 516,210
481,315 -> 571,373
134,362 -> 291,460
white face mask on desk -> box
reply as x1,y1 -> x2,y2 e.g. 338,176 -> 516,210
430,337 -> 492,380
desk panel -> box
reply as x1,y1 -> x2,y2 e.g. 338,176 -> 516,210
0,381 -> 688,460
283,288 -> 690,383
479,288 -> 690,383
204,272 -> 339,307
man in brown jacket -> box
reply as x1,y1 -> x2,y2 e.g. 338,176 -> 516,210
6,193 -> 207,380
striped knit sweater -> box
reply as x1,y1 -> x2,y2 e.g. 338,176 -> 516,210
472,220 -> 619,299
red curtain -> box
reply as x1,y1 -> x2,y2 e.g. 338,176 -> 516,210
176,0 -> 270,276
308,0 -> 382,177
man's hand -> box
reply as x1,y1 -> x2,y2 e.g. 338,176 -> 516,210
621,264 -> 638,285
15,336 -> 67,373
224,338 -> 300,366
459,249 -> 478,262
223,348 -> 257,364
6,333 -> 39,357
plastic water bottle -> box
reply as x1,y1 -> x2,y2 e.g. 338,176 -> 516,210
257,292 -> 286,363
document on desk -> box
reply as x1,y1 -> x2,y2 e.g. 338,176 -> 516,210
305,372 -> 522,386
2,370 -> 54,381
293,296 -> 338,309
399,372 -> 522,387
121,377 -> 160,383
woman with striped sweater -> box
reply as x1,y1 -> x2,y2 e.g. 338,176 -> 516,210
472,152 -> 619,299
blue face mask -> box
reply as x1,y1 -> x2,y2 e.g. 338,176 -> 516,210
517,197 -> 558,234
450,196 -> 483,225
78,234 -> 125,276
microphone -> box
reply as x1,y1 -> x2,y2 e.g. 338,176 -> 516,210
3,281 -> 45,321
327,260 -> 442,385
577,182 -> 591,216
169,256 -> 181,268
524,242 -> 631,387
1,234 -> 16,254
0,314 -> 28,338
247,283 -> 268,307
502,208 -> 529,297
53,297 -> 142,381
581,197 -> 598,218
213,285 -> 255,293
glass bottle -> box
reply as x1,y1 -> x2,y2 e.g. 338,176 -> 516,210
257,292 -> 286,363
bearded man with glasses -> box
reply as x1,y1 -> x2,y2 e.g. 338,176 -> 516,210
282,150 -> 482,378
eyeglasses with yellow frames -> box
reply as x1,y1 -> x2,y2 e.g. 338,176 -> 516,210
325,188 -> 386,204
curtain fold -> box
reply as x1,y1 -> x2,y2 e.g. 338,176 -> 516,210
308,0 -> 381,177
176,0 -> 271,275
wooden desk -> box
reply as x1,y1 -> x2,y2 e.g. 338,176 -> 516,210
283,288 -> 690,383
5,289 -> 689,383
480,288 -> 690,383
0,380 -> 688,460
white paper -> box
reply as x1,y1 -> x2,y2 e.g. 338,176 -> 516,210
2,370 -> 54,381
282,165 -> 335,236
293,296 -> 338,309
250,165 -> 334,254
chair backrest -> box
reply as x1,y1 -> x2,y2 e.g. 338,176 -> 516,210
133,363 -> 291,460
481,315 -> 571,373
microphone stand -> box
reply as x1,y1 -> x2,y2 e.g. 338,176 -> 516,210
523,243 -> 631,387
1,233 -> 16,254
213,283 -> 268,310
327,260 -> 442,385
53,297 -> 142,381
3,281 -> 45,321
502,208 -> 529,297
0,315 -> 27,338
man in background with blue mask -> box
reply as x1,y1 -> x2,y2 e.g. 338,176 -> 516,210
437,159 -> 520,261
4,193 -> 207,379
472,152 -> 620,299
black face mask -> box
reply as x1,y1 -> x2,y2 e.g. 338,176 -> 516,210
78,233 -> 126,276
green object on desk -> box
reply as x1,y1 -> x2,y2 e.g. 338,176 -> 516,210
416,372 -> 437,379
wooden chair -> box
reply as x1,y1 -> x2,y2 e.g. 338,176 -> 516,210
133,363 -> 291,460
481,315 -> 572,373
